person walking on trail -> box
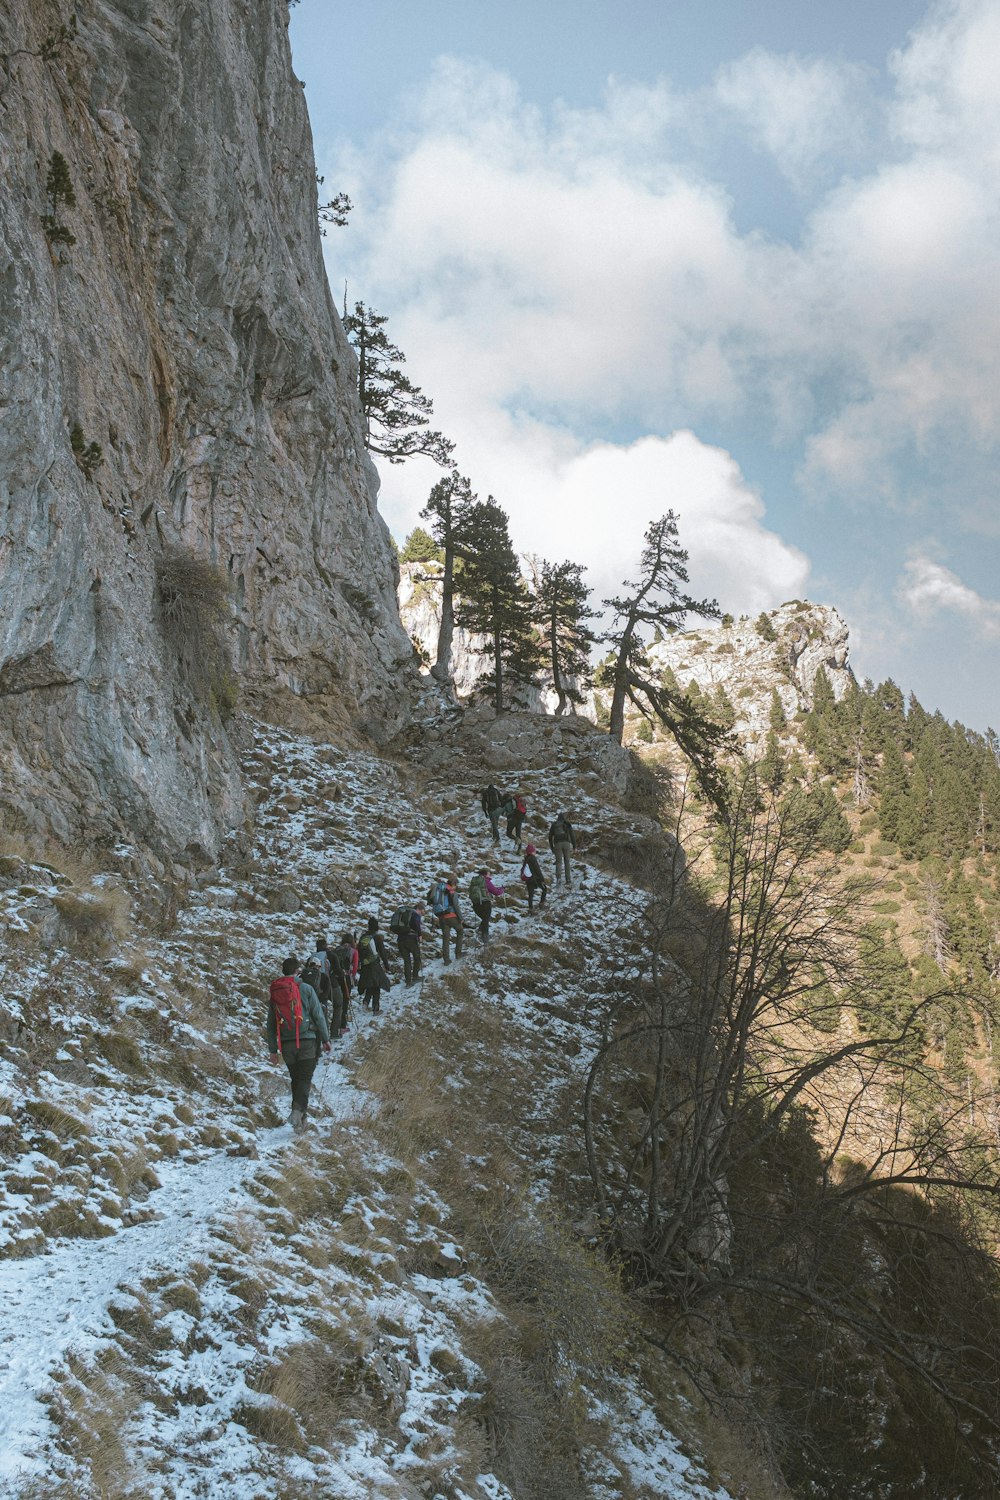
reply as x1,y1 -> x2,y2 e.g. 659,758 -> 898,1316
469,868 -> 505,941
503,790 -> 527,850
267,956 -> 331,1131
391,903 -> 424,984
520,844 -> 547,912
329,932 -> 355,1036
430,874 -> 464,963
481,783 -> 503,845
548,812 -> 577,888
300,937 -> 334,1026
358,917 -> 392,1015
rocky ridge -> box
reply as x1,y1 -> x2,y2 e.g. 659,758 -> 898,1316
646,600 -> 854,743
0,0 -> 416,865
399,564 -> 854,744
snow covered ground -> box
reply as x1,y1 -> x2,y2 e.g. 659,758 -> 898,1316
0,714 -> 735,1500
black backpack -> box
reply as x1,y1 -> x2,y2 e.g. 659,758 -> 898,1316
301,954 -> 332,1002
389,907 -> 412,934
331,945 -> 353,987
551,818 -> 571,843
482,784 -> 501,812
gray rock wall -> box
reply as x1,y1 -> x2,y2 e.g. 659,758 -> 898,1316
0,0 -> 415,859
648,602 -> 855,744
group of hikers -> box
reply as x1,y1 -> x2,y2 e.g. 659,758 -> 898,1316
267,786 -> 580,1130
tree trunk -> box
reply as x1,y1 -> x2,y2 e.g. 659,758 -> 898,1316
492,585 -> 503,713
550,600 -> 566,715
430,542 -> 454,685
608,621 -> 636,745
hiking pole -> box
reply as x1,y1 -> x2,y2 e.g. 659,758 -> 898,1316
313,1052 -> 334,1110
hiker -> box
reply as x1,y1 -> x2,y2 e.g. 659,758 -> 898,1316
267,956 -> 331,1131
300,938 -> 334,1026
503,790 -> 527,849
429,873 -> 464,964
469,868 -> 505,941
480,783 -> 503,845
329,931 -> 355,1036
391,902 -> 424,984
548,812 -> 578,888
358,917 -> 392,1015
520,844 -> 547,912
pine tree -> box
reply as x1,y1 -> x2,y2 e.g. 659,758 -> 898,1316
759,729 -> 786,793
878,738 -> 910,846
398,526 -> 442,564
421,472 -> 476,686
41,149 -> 76,248
769,688 -> 787,732
457,499 -> 543,713
535,560 -> 598,715
343,301 -> 454,466
602,513 -> 725,804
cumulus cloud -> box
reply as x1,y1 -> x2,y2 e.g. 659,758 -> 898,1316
326,0 -> 1000,534
898,556 -> 1000,635
377,419 -> 808,622
713,48 -> 871,185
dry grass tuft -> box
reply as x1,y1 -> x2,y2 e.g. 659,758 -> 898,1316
53,886 -> 130,953
245,1323 -> 398,1452
24,1099 -> 90,1139
44,1349 -> 143,1498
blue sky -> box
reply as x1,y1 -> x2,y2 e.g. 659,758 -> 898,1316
290,0 -> 1000,731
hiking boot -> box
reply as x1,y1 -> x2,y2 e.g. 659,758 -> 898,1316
290,1108 -> 304,1132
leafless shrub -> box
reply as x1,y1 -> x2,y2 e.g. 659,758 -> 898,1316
155,547 -> 230,632
154,547 -> 237,719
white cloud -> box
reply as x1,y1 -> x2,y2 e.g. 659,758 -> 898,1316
889,0 -> 1000,155
377,422 -> 808,622
898,556 -> 1000,635
713,48 -> 870,186
327,4 -> 1000,532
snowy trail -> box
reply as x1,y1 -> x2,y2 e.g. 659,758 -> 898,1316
0,1051 -> 370,1484
0,721 -> 728,1499
0,1146 -> 262,1480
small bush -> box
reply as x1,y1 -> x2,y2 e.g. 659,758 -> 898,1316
69,422 -> 102,478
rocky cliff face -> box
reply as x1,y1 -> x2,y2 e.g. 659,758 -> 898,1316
647,601 -> 854,743
0,0 -> 415,862
398,560 -> 566,713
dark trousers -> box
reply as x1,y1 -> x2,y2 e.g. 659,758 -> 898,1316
507,811 -> 525,846
331,982 -> 349,1032
440,914 -> 463,962
525,875 -> 546,911
472,897 -> 492,939
280,1037 -> 320,1115
361,964 -> 383,1013
398,933 -> 421,983
487,807 -> 501,843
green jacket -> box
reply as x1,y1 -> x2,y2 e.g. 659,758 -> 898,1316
266,978 -> 330,1051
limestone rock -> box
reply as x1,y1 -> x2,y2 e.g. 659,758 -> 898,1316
0,0 -> 417,861
646,601 -> 855,745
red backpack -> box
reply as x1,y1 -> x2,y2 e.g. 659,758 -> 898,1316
270,976 -> 302,1047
